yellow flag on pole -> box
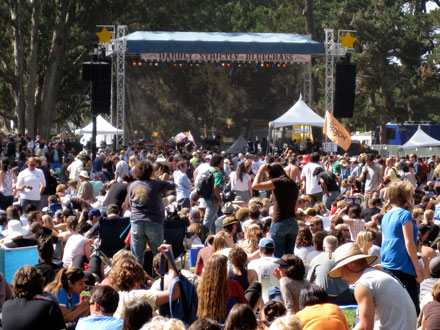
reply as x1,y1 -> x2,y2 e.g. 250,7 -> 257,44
323,111 -> 352,151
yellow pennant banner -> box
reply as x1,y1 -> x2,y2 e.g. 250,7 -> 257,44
323,111 -> 351,151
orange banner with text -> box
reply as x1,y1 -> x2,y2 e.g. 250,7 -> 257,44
323,111 -> 351,151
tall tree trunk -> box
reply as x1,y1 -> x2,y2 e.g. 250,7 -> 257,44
9,0 -> 26,135
304,0 -> 319,106
38,0 -> 72,139
26,0 -> 41,138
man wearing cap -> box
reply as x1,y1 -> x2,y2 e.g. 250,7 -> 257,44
77,170 -> 95,202
248,237 -> 279,303
300,152 -> 324,204
222,216 -> 239,238
16,157 -> 46,210
329,242 -> 417,330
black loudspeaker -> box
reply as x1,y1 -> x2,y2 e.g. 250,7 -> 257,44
91,81 -> 111,114
82,62 -> 111,82
334,62 -> 356,118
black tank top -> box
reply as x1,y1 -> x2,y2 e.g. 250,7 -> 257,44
228,268 -> 249,291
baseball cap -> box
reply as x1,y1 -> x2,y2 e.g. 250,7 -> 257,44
258,237 -> 275,249
88,208 -> 101,217
189,209 -> 200,219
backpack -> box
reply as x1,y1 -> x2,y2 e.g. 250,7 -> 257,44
196,169 -> 215,198
159,249 -> 198,326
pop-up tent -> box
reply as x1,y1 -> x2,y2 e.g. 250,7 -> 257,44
75,115 -> 123,146
226,136 -> 248,154
269,95 -> 324,129
401,126 -> 440,149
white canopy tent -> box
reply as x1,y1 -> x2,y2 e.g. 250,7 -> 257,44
269,94 -> 325,129
401,126 -> 440,149
75,115 -> 123,146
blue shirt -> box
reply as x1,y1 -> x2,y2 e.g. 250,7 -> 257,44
57,288 -> 80,312
92,158 -> 103,173
76,315 -> 123,330
381,208 -> 417,276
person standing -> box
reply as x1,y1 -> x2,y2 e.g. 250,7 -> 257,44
229,160 -> 252,203
114,155 -> 129,183
253,163 -> 299,258
202,155 -> 224,234
129,161 -> 175,265
16,157 -> 46,210
0,157 -> 14,211
313,167 -> 340,210
173,160 -> 191,209
381,179 -> 423,315
359,153 -> 383,208
300,152 -> 324,204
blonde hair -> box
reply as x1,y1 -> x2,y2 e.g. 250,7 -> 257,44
387,179 -> 414,207
434,164 -> 440,179
188,223 -> 203,242
42,215 -> 54,229
412,207 -> 425,220
128,155 -> 139,168
197,254 -> 228,322
140,316 -> 186,330
213,231 -> 230,253
356,230 -> 374,254
425,209 -> 434,222
269,314 -> 302,330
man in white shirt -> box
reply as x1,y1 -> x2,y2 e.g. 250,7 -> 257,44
113,155 -> 129,183
300,152 -> 323,204
16,157 -> 46,210
68,152 -> 86,183
248,237 -> 279,303
251,155 -> 261,175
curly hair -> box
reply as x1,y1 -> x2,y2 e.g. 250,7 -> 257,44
13,266 -> 44,298
133,161 -> 153,180
197,254 -> 228,322
108,258 -> 146,291
295,227 -> 313,247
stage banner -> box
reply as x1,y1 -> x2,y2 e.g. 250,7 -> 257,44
141,53 -> 311,63
323,111 -> 351,151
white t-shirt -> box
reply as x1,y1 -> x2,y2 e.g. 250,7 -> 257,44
62,234 -> 90,268
229,171 -> 251,192
115,160 -> 129,182
300,162 -> 323,194
194,163 -> 210,183
16,168 -> 46,201
68,159 -> 83,181
248,256 -> 280,303
252,160 -> 261,175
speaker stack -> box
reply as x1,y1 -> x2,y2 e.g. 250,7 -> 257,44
333,62 -> 356,118
82,61 -> 111,114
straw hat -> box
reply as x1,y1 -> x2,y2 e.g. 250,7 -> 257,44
328,243 -> 377,279
79,170 -> 90,179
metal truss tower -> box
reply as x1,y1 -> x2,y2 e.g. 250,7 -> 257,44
116,25 -> 127,148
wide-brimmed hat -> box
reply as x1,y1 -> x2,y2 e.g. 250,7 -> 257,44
329,243 -> 377,279
79,170 -> 90,179
222,216 -> 239,228
3,220 -> 30,239
221,202 -> 236,214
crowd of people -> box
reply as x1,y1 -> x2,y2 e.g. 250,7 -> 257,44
0,134 -> 440,329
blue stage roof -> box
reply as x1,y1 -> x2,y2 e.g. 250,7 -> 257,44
125,31 -> 324,55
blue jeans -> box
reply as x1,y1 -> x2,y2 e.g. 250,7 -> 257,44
203,198 -> 219,234
270,217 -> 298,258
20,199 -> 40,211
323,190 -> 340,210
130,220 -> 164,265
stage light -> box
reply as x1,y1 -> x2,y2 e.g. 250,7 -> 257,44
155,62 -> 159,66
260,63 -> 264,67
271,63 -> 275,67
277,63 -> 281,67
132,62 -> 137,66
282,63 -> 286,68
179,63 -> 183,67
221,63 -> 225,67
138,62 -> 142,66
266,63 -> 270,67
173,63 -> 177,67
149,62 -> 153,66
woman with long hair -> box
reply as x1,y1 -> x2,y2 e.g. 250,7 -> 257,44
295,226 -> 315,265
229,159 -> 252,203
45,267 -> 89,324
253,162 -> 299,257
197,254 -> 248,323
0,157 -> 14,211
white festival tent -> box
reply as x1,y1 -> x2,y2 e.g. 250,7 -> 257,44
75,115 -> 123,146
401,126 -> 440,149
269,94 -> 325,129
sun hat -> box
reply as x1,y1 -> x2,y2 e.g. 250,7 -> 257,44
221,202 -> 236,214
79,170 -> 90,179
328,243 -> 377,279
222,217 -> 239,228
3,220 -> 30,239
